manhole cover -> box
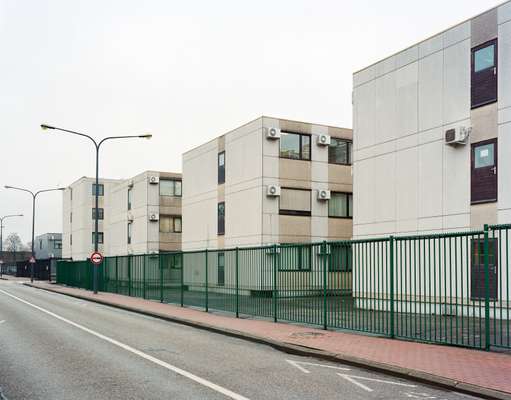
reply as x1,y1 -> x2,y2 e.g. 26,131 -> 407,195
290,331 -> 325,339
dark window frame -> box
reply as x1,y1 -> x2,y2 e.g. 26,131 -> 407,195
328,138 -> 353,165
54,240 -> 62,249
217,252 -> 225,286
92,232 -> 104,244
279,187 -> 312,217
159,215 -> 182,234
278,244 -> 312,272
328,243 -> 353,272
92,183 -> 104,196
159,179 -> 182,197
328,192 -> 353,219
218,151 -> 225,185
127,222 -> 132,244
92,208 -> 104,220
217,202 -> 225,235
279,131 -> 312,161
127,188 -> 133,210
471,138 -> 498,204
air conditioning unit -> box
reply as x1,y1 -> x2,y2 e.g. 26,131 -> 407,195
266,185 -> 281,197
445,127 -> 471,145
149,213 -> 159,221
317,134 -> 331,146
148,176 -> 159,184
127,213 -> 134,222
317,189 -> 331,201
127,180 -> 134,188
265,127 -> 281,140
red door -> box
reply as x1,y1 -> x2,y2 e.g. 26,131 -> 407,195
471,139 -> 497,204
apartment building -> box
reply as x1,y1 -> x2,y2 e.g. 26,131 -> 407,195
352,1 -> 511,238
351,2 -> 511,314
62,172 -> 182,260
34,233 -> 62,260
182,116 -> 353,251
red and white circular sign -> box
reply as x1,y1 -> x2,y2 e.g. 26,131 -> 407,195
90,251 -> 103,265
29,256 -> 36,264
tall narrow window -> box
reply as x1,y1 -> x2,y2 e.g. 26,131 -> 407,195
127,222 -> 132,244
217,253 -> 225,286
92,183 -> 104,196
471,39 -> 498,109
217,202 -> 225,235
127,188 -> 133,210
218,151 -> 225,184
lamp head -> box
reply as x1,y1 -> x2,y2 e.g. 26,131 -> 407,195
40,124 -> 55,131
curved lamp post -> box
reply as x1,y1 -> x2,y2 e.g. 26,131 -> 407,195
4,186 -> 65,282
41,124 -> 152,294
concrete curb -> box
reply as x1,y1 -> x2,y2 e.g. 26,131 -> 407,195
25,283 -> 511,400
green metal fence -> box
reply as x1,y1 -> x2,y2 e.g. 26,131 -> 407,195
57,224 -> 511,350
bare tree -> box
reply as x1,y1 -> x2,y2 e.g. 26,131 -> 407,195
4,233 -> 24,252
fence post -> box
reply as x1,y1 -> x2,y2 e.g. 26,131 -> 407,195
323,241 -> 328,330
143,255 -> 147,299
235,247 -> 239,318
205,249 -> 209,312
180,253 -> 184,307
389,235 -> 395,339
484,224 -> 490,351
273,244 -> 278,323
160,255 -> 164,303
128,256 -> 132,297
115,256 -> 119,294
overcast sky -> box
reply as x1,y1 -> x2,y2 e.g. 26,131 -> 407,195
0,0 -> 503,244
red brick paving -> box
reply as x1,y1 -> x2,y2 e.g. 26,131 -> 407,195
25,281 -> 511,396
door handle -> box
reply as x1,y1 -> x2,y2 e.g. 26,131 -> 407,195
494,67 -> 497,75
491,166 -> 497,175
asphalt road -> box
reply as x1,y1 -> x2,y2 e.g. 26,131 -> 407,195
0,280 -> 482,400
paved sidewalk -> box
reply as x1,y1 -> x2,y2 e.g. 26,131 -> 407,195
24,281 -> 511,400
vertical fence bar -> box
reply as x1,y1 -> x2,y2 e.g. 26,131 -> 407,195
160,254 -> 164,303
128,256 -> 132,297
484,224 -> 490,351
235,247 -> 239,318
205,249 -> 209,312
115,256 -> 119,294
273,244 -> 278,323
390,236 -> 395,338
143,254 -> 147,299
322,241 -> 328,330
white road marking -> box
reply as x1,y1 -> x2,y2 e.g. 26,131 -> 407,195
0,288 -> 250,400
337,373 -> 417,392
404,393 -> 437,399
285,359 -> 350,374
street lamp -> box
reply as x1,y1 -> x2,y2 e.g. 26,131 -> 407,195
41,123 -> 152,294
0,213 -> 23,278
4,186 -> 65,283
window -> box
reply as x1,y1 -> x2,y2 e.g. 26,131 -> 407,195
128,188 -> 133,210
217,252 -> 225,286
159,215 -> 182,233
329,243 -> 352,272
279,188 -> 311,216
54,240 -> 62,249
218,202 -> 225,235
279,245 -> 311,271
471,39 -> 497,108
92,208 -> 104,220
70,234 -> 72,246
218,152 -> 225,184
329,138 -> 352,165
39,240 -> 43,249
160,179 -> 182,197
92,183 -> 104,196
329,192 -> 353,218
127,222 -> 132,244
280,132 -> 311,160
70,212 -> 72,223
92,232 -> 104,244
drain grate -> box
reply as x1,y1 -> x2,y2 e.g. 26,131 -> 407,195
289,331 -> 325,339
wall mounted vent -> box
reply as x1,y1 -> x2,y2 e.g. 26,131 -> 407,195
266,185 -> 281,197
265,127 -> 281,140
445,127 -> 471,146
317,134 -> 331,146
317,189 -> 331,200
